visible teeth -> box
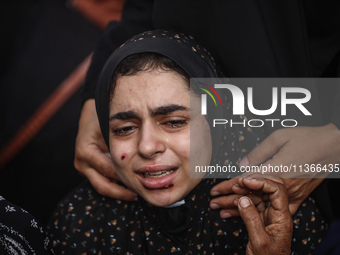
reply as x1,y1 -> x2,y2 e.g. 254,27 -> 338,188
143,170 -> 174,178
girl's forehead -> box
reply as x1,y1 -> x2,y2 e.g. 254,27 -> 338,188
110,70 -> 191,109
114,69 -> 188,92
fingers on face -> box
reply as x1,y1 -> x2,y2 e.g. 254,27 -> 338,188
86,167 -> 137,201
86,145 -> 118,179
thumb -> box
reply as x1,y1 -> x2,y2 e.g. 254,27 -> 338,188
240,130 -> 286,167
238,197 -> 269,251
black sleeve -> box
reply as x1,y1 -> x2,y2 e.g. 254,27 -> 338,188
330,53 -> 340,129
0,196 -> 54,254
331,86 -> 340,129
81,0 -> 154,102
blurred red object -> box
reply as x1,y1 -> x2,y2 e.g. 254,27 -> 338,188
70,0 -> 125,29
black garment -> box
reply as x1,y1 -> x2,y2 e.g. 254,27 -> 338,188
82,0 -> 340,128
0,0 -> 101,225
48,180 -> 327,254
0,196 -> 54,254
315,220 -> 340,255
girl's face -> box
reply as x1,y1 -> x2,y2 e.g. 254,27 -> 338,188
108,69 -> 211,207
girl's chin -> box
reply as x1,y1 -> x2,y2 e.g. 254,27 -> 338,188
141,189 -> 183,207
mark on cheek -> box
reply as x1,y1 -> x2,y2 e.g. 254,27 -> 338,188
121,153 -> 127,160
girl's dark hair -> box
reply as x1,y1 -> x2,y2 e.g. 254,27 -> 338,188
109,52 -> 189,100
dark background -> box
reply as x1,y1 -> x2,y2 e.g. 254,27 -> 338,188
0,0 -> 339,227
0,0 -> 101,225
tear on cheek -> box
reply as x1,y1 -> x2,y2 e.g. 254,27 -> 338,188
121,153 -> 127,160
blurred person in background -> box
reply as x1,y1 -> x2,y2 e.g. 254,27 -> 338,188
0,0 -> 124,225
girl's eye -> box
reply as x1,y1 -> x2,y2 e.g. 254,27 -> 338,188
113,126 -> 136,136
164,120 -> 187,128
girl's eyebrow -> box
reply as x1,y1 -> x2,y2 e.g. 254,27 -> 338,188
109,104 -> 189,122
150,104 -> 189,116
109,111 -> 138,121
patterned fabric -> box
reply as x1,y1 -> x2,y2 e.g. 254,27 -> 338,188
47,181 -> 327,254
47,30 -> 328,254
0,196 -> 54,255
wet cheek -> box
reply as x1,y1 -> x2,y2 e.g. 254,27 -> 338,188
177,135 -> 190,156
